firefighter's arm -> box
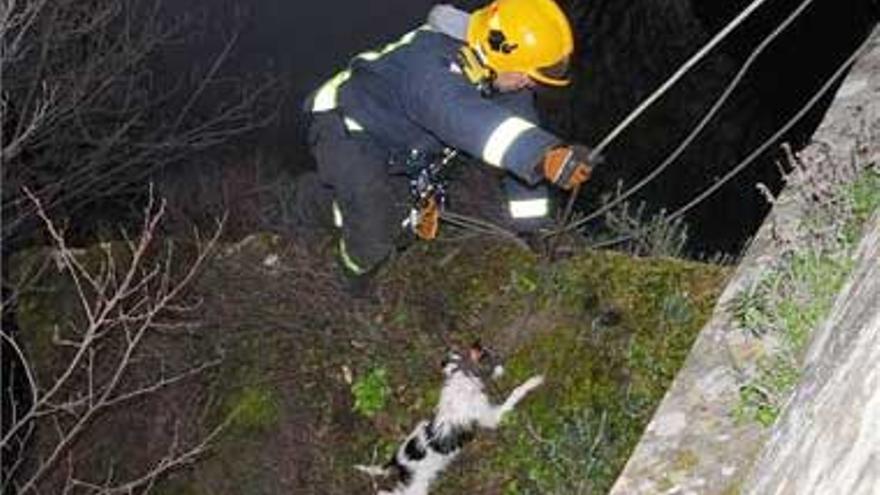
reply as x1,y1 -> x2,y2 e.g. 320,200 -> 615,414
403,65 -> 561,186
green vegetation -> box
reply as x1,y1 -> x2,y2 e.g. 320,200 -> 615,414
469,254 -> 721,494
352,367 -> 392,418
379,244 -> 727,495
228,386 -> 282,432
843,167 -> 880,241
14,229 -> 729,495
733,167 -> 880,426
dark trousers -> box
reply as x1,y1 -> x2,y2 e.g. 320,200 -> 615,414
301,111 -> 552,275
303,111 -> 409,275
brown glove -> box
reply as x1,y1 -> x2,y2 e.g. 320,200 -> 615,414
541,144 -> 594,190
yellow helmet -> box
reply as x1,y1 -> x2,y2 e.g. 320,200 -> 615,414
467,0 -> 574,87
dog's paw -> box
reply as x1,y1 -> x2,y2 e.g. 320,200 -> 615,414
523,375 -> 545,390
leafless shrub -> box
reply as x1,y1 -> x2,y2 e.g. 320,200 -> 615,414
1,187 -> 231,494
769,120 -> 878,257
1,0 -> 276,246
589,183 -> 689,258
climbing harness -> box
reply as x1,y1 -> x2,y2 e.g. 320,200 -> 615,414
401,148 -> 458,240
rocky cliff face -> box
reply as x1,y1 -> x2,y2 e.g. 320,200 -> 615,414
610,25 -> 880,495
744,214 -> 880,494
742,30 -> 880,495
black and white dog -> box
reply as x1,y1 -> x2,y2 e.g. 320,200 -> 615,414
356,343 -> 544,495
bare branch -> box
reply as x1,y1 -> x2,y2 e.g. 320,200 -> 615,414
5,186 -> 226,492
0,330 -> 38,408
98,406 -> 241,495
2,0 -> 276,244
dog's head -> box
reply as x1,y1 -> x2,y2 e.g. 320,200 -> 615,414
441,341 -> 504,380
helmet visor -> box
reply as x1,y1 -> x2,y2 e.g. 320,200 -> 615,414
533,56 -> 571,85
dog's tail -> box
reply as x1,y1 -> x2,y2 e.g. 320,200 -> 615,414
354,464 -> 391,477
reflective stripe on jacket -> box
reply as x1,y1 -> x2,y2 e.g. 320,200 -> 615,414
306,27 -> 561,185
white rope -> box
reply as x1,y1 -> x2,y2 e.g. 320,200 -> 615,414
581,33 -> 873,250
588,0 -> 775,161
440,211 -> 530,249
667,34 -> 873,222
566,0 -> 819,233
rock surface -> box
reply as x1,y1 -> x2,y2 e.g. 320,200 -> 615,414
743,213 -> 880,494
610,25 -> 880,495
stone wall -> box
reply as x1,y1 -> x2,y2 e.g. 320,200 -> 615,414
610,26 -> 880,495
743,213 -> 880,494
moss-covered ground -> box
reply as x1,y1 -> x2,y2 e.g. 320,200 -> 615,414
13,234 -> 729,494
388,242 -> 727,494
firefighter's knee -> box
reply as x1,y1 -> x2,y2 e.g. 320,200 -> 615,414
337,236 -> 391,277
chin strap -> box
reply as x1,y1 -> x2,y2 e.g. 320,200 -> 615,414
456,46 -> 496,98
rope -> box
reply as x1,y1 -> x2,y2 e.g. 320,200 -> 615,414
584,33 -> 873,249
547,0 -> 787,244
587,0 -> 775,161
433,0 -> 780,250
439,0 -> 861,255
440,211 -> 530,250
667,34 -> 873,222
562,0 -> 821,235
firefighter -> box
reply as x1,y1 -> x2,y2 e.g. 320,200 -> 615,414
300,0 -> 597,294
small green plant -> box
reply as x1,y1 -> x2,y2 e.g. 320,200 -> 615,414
735,383 -> 777,427
731,275 -> 777,337
660,292 -> 695,328
848,167 -> 880,218
842,168 -> 880,243
732,166 -> 879,427
509,268 -> 538,295
228,386 -> 281,432
352,367 -> 391,418
734,354 -> 800,427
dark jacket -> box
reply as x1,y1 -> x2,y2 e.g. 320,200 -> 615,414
307,26 -> 562,185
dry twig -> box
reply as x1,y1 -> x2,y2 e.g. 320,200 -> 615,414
2,188 -> 227,494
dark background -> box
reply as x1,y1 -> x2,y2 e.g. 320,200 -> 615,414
3,0 -> 877,254
159,0 -> 877,254
1,2 -> 877,488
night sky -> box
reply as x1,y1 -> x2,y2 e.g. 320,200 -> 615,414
164,1 -> 487,111
154,1 -> 492,161
154,0 -> 877,252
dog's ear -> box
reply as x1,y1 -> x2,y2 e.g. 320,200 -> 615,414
469,341 -> 505,379
468,340 -> 484,362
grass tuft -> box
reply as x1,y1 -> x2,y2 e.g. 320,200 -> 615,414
732,164 -> 880,426
352,367 -> 391,418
